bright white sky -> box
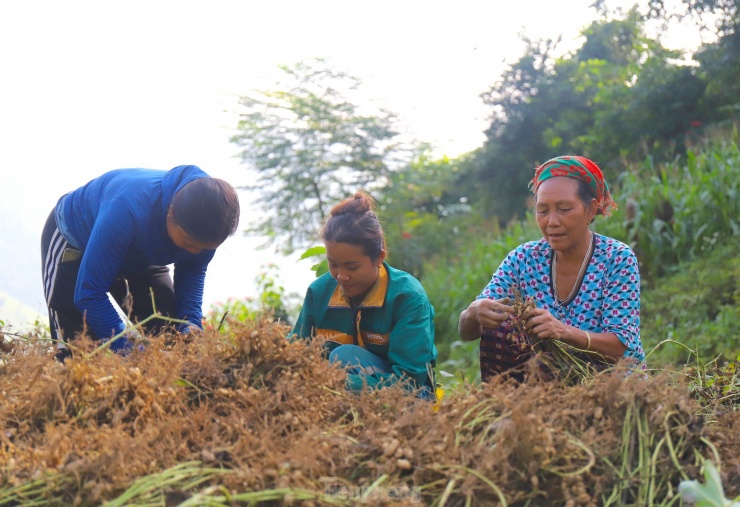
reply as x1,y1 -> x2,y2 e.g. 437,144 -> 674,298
0,0 -> 704,320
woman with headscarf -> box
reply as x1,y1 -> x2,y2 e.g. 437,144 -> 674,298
458,156 -> 645,381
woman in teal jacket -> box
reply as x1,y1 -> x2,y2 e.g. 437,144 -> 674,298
290,192 -> 437,394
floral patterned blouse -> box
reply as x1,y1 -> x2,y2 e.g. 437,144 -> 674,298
476,233 -> 645,368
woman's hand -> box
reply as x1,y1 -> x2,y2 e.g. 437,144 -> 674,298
522,307 -> 627,360
472,297 -> 514,329
459,297 -> 514,341
522,307 -> 568,341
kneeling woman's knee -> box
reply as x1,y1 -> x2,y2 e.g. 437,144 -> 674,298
328,344 -> 390,375
328,344 -> 366,367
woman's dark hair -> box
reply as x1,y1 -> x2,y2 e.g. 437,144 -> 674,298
171,178 -> 240,244
321,191 -> 385,261
575,179 -> 597,210
576,179 -> 598,223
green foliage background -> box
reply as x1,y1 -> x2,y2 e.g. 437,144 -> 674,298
421,131 -> 740,379
224,3 -> 740,383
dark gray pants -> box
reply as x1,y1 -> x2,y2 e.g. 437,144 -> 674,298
41,209 -> 176,359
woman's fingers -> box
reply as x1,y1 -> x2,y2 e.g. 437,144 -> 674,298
474,299 -> 511,327
522,306 -> 544,320
471,297 -> 519,328
523,309 -> 552,336
525,309 -> 564,340
493,301 -> 515,319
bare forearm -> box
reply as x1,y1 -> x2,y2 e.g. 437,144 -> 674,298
459,298 -> 514,341
458,307 -> 483,341
560,327 -> 627,361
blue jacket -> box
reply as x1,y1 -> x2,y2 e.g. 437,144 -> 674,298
55,165 -> 214,339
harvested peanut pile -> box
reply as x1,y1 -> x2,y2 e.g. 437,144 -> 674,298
510,283 -> 536,337
0,319 -> 738,506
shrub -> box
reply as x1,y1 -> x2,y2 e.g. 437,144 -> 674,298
642,237 -> 740,367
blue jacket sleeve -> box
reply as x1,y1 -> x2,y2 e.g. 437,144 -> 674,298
73,201 -> 134,340
173,250 -> 214,332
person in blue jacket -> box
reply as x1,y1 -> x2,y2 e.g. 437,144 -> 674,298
41,165 -> 240,359
289,192 -> 437,395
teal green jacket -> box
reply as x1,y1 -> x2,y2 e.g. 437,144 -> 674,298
289,262 -> 437,391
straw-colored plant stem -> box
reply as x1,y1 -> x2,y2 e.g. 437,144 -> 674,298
509,284 -> 600,385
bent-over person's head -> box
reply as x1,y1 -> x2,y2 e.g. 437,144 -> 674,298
169,178 -> 240,248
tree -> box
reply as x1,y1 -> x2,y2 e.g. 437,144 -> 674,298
476,36 -> 561,223
231,59 -> 410,254
643,0 -> 740,122
643,0 -> 738,38
471,9 -> 709,225
378,146 -> 475,278
566,10 -> 707,164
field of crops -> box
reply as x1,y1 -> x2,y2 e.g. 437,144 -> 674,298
1,319 -> 739,506
3,131 -> 739,506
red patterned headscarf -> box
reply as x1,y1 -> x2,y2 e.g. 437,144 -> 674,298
528,155 -> 618,217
